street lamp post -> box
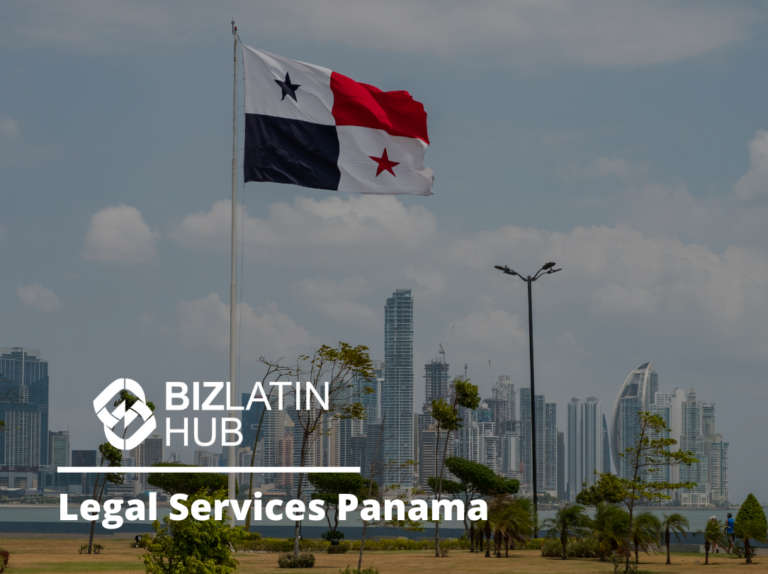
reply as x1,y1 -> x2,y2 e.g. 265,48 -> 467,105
494,262 -> 561,534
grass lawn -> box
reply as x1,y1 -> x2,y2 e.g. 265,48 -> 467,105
0,539 -> 764,573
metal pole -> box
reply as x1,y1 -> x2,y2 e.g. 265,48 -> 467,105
527,276 -> 538,534
228,21 -> 239,524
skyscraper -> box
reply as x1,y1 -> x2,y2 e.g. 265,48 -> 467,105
0,348 -> 49,467
567,397 -> 603,500
557,430 -> 565,500
424,359 -> 450,404
602,414 -> 611,474
610,362 -> 655,479
132,433 -> 163,490
519,388 -> 557,494
382,289 -> 414,489
48,431 -> 70,467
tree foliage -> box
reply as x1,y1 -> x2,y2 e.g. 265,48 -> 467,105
578,412 -> 697,572
147,463 -> 230,496
661,512 -> 689,565
143,490 -> 247,574
735,493 -> 768,564
542,503 -> 589,560
308,472 -> 376,534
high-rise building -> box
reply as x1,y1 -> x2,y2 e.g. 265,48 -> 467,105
194,450 -> 220,467
567,397 -> 603,500
602,414 -> 611,474
48,431 -> 70,467
382,289 -> 414,489
610,362 -> 655,479
0,348 -> 49,467
132,434 -> 163,491
679,388 -> 712,505
519,388 -> 557,494
491,376 -> 515,427
424,359 -> 450,404
557,430 -> 565,500
707,434 -> 729,505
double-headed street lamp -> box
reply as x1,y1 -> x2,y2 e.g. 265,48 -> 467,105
494,261 -> 561,532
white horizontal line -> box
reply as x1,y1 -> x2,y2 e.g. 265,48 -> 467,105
57,467 -> 361,474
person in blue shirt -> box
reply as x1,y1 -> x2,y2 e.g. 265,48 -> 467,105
725,512 -> 735,554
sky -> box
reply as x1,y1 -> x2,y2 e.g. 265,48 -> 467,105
2,1 -> 768,502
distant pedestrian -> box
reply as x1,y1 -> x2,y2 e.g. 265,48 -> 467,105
725,512 -> 735,554
710,516 -> 721,553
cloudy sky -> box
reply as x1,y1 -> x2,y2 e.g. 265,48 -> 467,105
2,1 -> 768,501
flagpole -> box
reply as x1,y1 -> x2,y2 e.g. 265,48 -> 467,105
228,19 -> 239,526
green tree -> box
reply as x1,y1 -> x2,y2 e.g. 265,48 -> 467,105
429,378 -> 481,557
660,512 -> 689,565
262,342 -> 374,558
584,412 -> 697,572
308,472 -> 375,535
87,442 -> 123,554
735,493 -> 768,564
147,463 -> 230,496
630,511 -> 661,564
443,456 -> 517,533
575,473 -> 625,506
697,518 -> 726,565
589,502 -> 629,561
143,489 -> 247,574
487,495 -> 533,557
541,503 -> 589,560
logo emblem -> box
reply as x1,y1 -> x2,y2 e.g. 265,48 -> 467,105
93,378 -> 156,450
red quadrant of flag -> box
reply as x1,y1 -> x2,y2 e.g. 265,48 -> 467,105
330,72 -> 429,144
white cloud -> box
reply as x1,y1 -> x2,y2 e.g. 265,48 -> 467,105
2,1 -> 752,68
171,195 -> 436,267
0,116 -> 18,137
734,130 -> 768,201
177,293 -> 316,361
82,204 -> 158,263
17,283 -> 61,311
299,276 -> 378,327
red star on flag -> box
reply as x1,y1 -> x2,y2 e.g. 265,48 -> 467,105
369,148 -> 399,177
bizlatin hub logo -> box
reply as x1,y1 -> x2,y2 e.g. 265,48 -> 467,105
93,378 -> 157,450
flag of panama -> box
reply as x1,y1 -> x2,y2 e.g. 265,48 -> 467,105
242,45 -> 434,196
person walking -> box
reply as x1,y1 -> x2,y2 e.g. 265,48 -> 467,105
725,512 -> 735,554
710,516 -> 721,553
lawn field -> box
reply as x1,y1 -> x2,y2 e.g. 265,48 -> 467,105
0,538 -> 764,573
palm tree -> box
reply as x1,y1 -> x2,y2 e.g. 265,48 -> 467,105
590,502 -> 630,561
631,511 -> 661,564
542,503 -> 589,560
661,513 -> 689,565
489,496 -> 534,557
697,519 -> 727,565
734,518 -> 768,564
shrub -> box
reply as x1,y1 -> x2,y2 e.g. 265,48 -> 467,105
78,543 -> 103,554
322,530 -> 345,541
526,538 -> 545,550
328,542 -> 350,554
0,549 -> 9,567
131,534 -> 152,549
541,538 -> 562,557
278,553 -> 316,568
439,547 -> 450,557
541,537 -> 598,558
339,567 -> 379,574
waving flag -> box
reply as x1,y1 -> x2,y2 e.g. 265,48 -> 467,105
242,45 -> 433,196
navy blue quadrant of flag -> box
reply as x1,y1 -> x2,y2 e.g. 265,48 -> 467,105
244,114 -> 341,191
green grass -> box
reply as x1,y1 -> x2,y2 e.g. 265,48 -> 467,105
9,562 -> 145,573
